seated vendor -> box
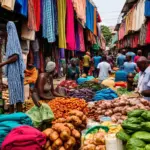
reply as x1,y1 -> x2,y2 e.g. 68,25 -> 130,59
33,61 -> 64,101
66,59 -> 80,80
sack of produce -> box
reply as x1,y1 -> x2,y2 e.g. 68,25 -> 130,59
132,131 -> 150,142
145,144 -> 150,150
141,111 -> 150,121
141,122 -> 150,132
126,138 -> 146,150
127,110 -> 145,118
116,130 -> 130,142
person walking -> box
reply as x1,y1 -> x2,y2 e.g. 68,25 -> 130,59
134,50 -> 142,63
116,49 -> 126,69
83,52 -> 91,75
126,49 -> 136,62
93,53 -> 101,77
97,56 -> 112,82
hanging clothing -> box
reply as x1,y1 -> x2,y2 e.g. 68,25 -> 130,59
43,0 -> 57,42
145,0 -> 150,17
86,0 -> 94,32
57,0 -> 66,48
146,20 -> 150,44
72,0 -> 86,26
66,0 -> 76,50
139,23 -> 147,46
132,5 -> 137,31
1,0 -> 15,11
94,8 -> 97,36
6,22 -> 25,105
78,23 -> 85,52
15,0 -> 28,17
75,22 -> 80,50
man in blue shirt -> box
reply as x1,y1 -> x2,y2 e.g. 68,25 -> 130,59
123,55 -> 138,74
93,53 -> 102,77
117,49 -> 126,69
126,49 -> 136,62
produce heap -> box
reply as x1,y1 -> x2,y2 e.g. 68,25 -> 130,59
88,96 -> 150,124
117,109 -> 150,150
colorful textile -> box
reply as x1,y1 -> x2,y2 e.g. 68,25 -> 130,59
145,0 -> 150,17
1,0 -> 15,11
78,23 -> 85,52
115,70 -> 128,82
1,126 -> 46,150
72,0 -> 86,26
86,0 -> 94,32
57,0 -> 66,48
146,20 -> 150,44
66,0 -> 76,50
15,0 -> 28,17
43,0 -> 57,42
26,103 -> 54,128
94,8 -> 97,36
75,22 -> 80,50
6,22 -> 25,105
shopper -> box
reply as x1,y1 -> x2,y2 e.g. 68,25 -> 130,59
134,50 -> 142,63
83,52 -> 91,75
126,49 -> 136,61
66,59 -> 80,80
123,55 -> 138,74
137,57 -> 150,100
116,49 -> 126,69
97,55 -> 112,82
93,52 -> 101,77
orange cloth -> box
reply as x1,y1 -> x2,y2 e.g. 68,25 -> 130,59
24,67 -> 38,85
94,8 -> 97,36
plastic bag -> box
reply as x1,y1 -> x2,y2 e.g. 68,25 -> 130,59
116,130 -> 130,142
132,131 -> 150,142
127,110 -> 145,118
126,138 -> 146,150
141,111 -> 150,121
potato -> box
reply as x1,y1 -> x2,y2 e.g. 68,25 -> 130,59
64,137 -> 76,149
46,147 -> 52,150
95,145 -> 105,150
45,140 -> 51,149
52,123 -> 65,132
81,144 -> 96,150
60,131 -> 70,141
65,123 -> 75,130
43,128 -> 54,137
69,110 -> 83,118
49,131 -> 59,141
51,138 -> 63,150
58,147 -> 65,150
72,129 -> 80,139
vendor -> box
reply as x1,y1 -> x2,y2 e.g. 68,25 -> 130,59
137,57 -> 150,100
66,59 -> 79,80
0,22 -> 25,113
33,61 -> 64,101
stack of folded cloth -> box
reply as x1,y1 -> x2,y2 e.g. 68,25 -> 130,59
1,126 -> 46,150
0,112 -> 32,145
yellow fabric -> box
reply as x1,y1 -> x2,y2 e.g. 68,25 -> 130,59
102,77 -> 115,89
83,55 -> 91,67
1,0 -> 15,11
24,67 -> 38,85
57,0 -> 66,49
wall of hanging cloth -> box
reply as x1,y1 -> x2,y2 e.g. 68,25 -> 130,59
145,0 -> 150,17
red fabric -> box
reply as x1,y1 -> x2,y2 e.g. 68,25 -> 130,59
32,0 -> 41,31
115,82 -> 127,88
134,56 -> 140,63
1,126 -> 46,150
146,20 -> 150,44
78,23 -> 85,52
97,12 -> 102,23
66,0 -> 76,50
132,34 -> 139,48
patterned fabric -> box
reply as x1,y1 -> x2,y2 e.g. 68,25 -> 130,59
6,21 -> 25,105
139,23 -> 147,46
42,0 -> 57,42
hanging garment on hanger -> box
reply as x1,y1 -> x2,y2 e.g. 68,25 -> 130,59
57,0 -> 66,48
66,0 -> 76,50
1,0 -> 15,11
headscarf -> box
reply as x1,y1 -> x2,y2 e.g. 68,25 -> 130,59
46,61 -> 56,73
6,21 -> 25,78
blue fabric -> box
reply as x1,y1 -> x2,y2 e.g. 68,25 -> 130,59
117,54 -> 126,69
86,0 -> 94,32
126,52 -> 136,61
93,56 -> 101,68
115,70 -> 127,82
0,113 -> 32,145
77,76 -> 94,84
43,0 -> 57,42
93,88 -> 118,101
123,62 -> 137,74
6,22 -> 25,105
15,0 -> 28,17
145,0 -> 150,17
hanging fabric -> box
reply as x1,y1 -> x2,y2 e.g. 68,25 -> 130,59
1,0 -> 15,11
86,0 -> 94,33
145,0 -> 150,17
43,0 -> 57,43
139,23 -> 147,46
72,0 -> 86,26
146,20 -> 150,44
66,0 -> 76,50
57,0 -> 66,48
15,0 -> 28,17
78,23 -> 85,52
75,22 -> 80,50
94,8 -> 97,36
60,48 -> 65,58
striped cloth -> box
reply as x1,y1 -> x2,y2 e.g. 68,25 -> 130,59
6,21 -> 25,105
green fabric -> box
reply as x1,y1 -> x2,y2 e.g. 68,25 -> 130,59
26,103 -> 54,128
67,66 -> 79,80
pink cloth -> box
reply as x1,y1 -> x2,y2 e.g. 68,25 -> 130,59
66,0 -> 76,50
1,126 -> 46,150
78,23 -> 85,52
134,56 -> 140,63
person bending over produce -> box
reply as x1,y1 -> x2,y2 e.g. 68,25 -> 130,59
32,61 -> 64,103
137,57 -> 150,100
